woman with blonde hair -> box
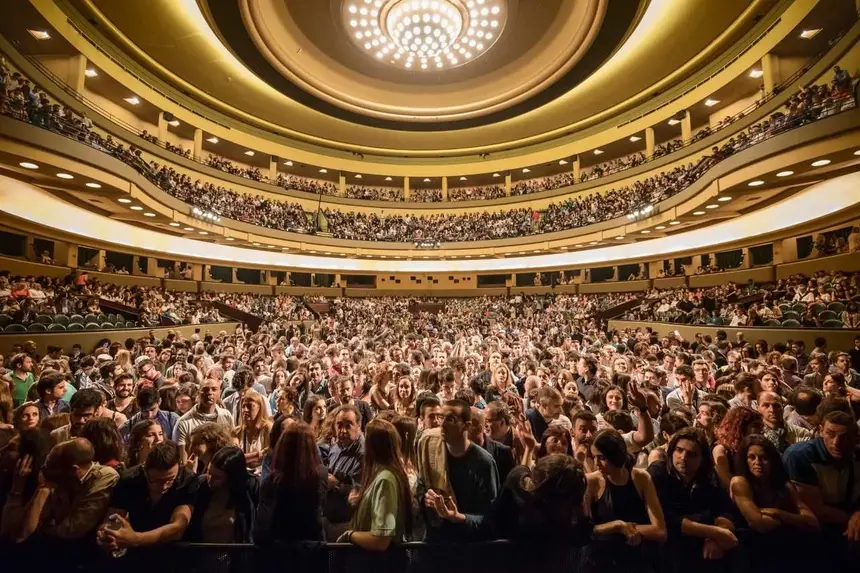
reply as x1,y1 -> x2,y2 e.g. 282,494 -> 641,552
114,349 -> 134,374
232,390 -> 272,474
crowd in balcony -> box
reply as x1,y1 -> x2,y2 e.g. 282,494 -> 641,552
0,284 -> 858,571
344,185 -> 404,201
449,185 -> 506,202
411,187 -> 444,202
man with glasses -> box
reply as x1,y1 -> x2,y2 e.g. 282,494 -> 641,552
50,389 -> 104,443
120,387 -> 179,443
136,358 -> 165,390
97,441 -> 197,560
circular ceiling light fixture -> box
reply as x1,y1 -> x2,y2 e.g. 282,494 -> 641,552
344,0 -> 506,71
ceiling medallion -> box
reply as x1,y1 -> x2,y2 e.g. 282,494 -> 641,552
343,0 -> 507,71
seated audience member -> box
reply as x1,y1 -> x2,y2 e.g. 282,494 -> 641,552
730,435 -> 819,573
418,399 -> 499,542
173,378 -> 233,464
712,407 -> 764,490
325,404 -> 365,539
97,441 -> 198,560
783,410 -> 860,566
648,428 -> 739,573
756,391 -> 812,452
785,386 -> 822,431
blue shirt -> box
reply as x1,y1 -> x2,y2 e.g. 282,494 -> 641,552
783,438 -> 860,513
120,409 -> 179,443
325,434 -> 364,523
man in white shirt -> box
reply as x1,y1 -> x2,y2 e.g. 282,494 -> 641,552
173,378 -> 232,463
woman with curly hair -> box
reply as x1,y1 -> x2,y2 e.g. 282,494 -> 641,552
537,424 -> 573,459
712,407 -> 764,490
80,418 -> 124,469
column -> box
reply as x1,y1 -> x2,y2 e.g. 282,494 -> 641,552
645,127 -> 655,159
131,256 -> 143,276
741,247 -> 751,269
404,176 -> 411,200
338,173 -> 346,196
232,268 -> 239,284
572,156 -> 581,183
25,236 -> 36,261
192,264 -> 204,282
96,250 -> 106,271
311,273 -> 317,287
53,241 -> 76,267
335,273 -> 342,288
441,176 -> 448,201
648,261 -> 661,280
157,112 -> 168,142
612,267 -> 619,282
504,173 -> 512,196
269,156 -> 278,181
761,53 -> 781,94
681,110 -> 692,142
193,128 -> 203,161
69,54 -> 87,94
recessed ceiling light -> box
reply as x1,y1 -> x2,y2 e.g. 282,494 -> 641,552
522,168 -> 530,173
493,173 -> 500,177
385,176 -> 392,181
355,174 -> 362,179
575,244 -> 584,247
169,222 -> 181,227
776,170 -> 794,177
423,178 -> 430,182
56,173 -> 74,179
704,98 -> 719,107
460,176 -> 467,180
705,204 -> 719,209
593,149 -> 604,155
800,28 -> 822,39
85,182 -> 101,188
615,236 -> 625,240
558,159 -> 568,165
717,196 -> 732,202
118,198 -> 132,204
206,136 -> 219,144
668,118 -> 681,126
85,68 -> 98,78
749,69 -> 763,78
693,210 -> 706,215
641,230 -> 650,234
811,159 -> 831,167
28,29 -> 51,40
284,160 -> 293,166
198,231 -> 208,235
320,168 -> 328,173
655,225 -> 666,230
167,120 -> 180,127
123,96 -> 140,105
130,206 -> 144,211
144,212 -> 156,217
629,136 -> 641,142
252,242 -> 260,246
183,227 -> 194,231
267,245 -> 275,249
19,162 -> 39,169
669,221 -> 681,226
748,180 -> 765,186
854,150 -> 860,156
225,237 -> 234,241
589,241 -> 599,245
244,150 -> 255,156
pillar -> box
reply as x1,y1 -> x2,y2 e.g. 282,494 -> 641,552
741,247 -> 751,269
761,53 -> 781,94
612,267 -> 619,282
69,54 -> 87,94
265,157 -> 275,181
338,173 -> 346,196
96,250 -> 106,271
504,174 -> 512,196
25,236 -> 36,261
335,273 -> 342,288
311,273 -> 317,287
192,263 -> 204,282
54,241 -> 75,267
132,256 -> 143,276
573,156 -> 581,183
441,176 -> 448,201
404,177 -> 411,200
681,110 -> 692,142
192,128 -> 203,161
645,127 -> 655,159
157,112 -> 168,142
232,268 -> 239,284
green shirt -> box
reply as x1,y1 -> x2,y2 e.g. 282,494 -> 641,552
10,372 -> 35,406
352,469 -> 403,539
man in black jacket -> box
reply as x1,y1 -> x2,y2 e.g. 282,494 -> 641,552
468,406 -> 515,484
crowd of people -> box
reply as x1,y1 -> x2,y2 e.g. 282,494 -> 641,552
622,270 -> 860,328
345,185 -> 404,202
0,272 -> 227,329
449,185 -> 506,202
0,287 -> 857,572
1,61 -> 856,244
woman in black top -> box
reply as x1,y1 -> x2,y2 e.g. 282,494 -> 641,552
584,429 -> 666,573
255,422 -> 327,543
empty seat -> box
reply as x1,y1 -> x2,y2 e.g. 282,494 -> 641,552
764,319 -> 781,327
792,304 -> 806,314
47,323 -> 67,331
828,302 -> 846,313
53,315 -> 70,326
810,303 -> 827,315
5,323 -> 27,332
85,322 -> 101,330
69,314 -> 84,325
101,323 -> 114,329
0,314 -> 12,328
781,311 -> 800,321
126,321 -> 136,328
822,319 -> 845,328
818,310 -> 838,321
67,323 -> 84,331
35,314 -> 53,325
84,313 -> 99,324
781,319 -> 801,327
27,323 -> 47,332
